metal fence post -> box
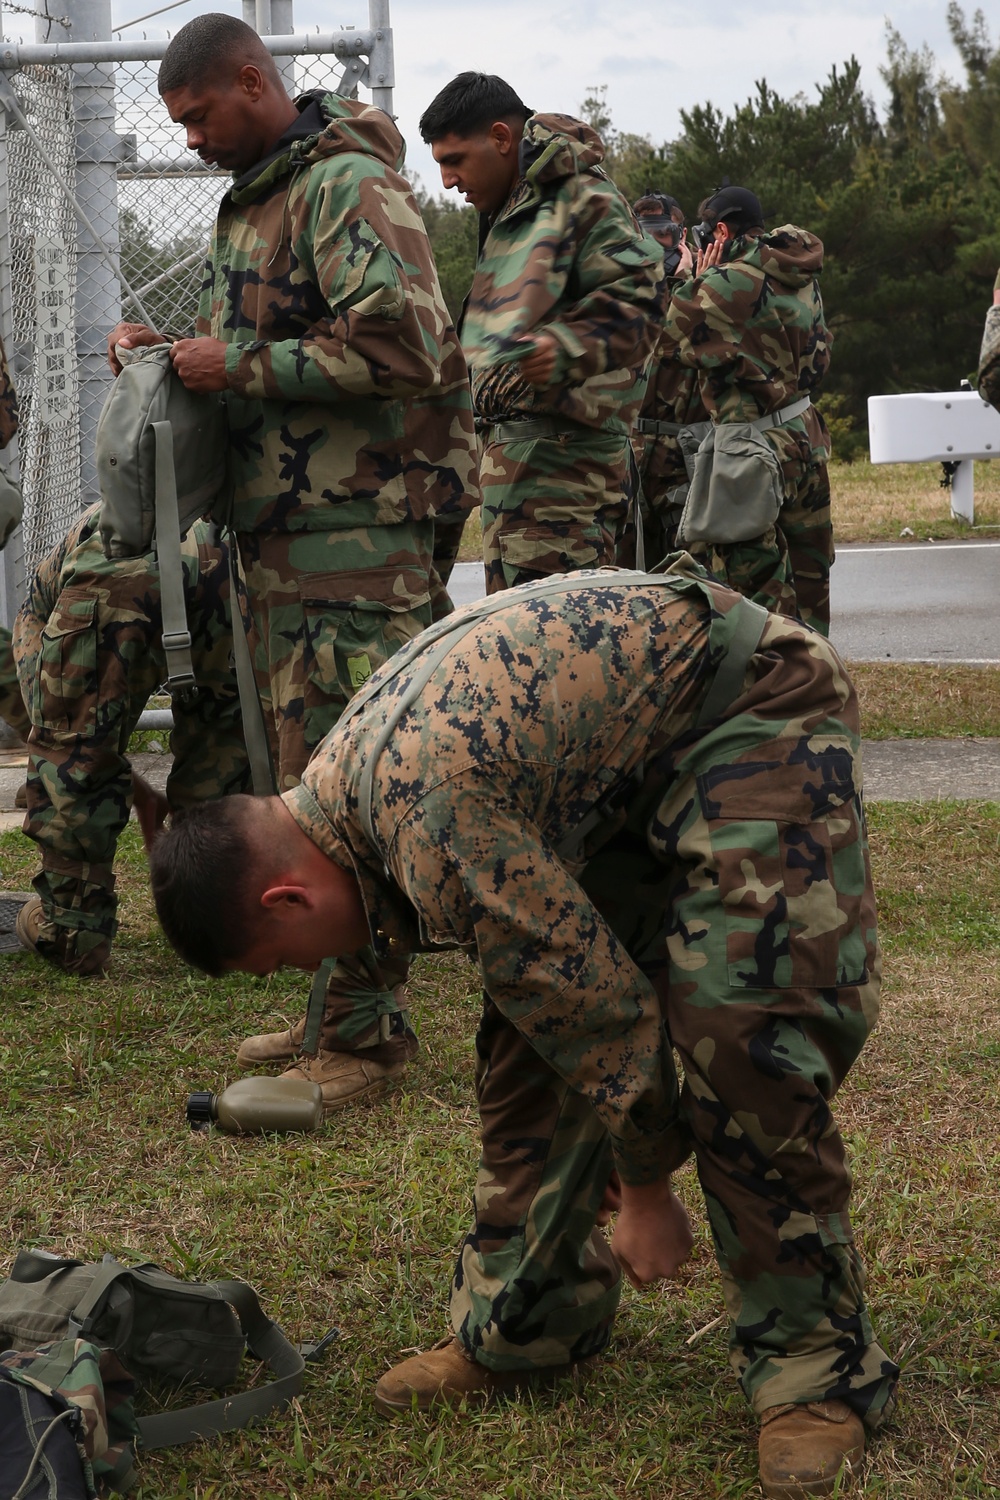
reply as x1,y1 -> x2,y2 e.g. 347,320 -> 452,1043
61,0 -> 123,512
368,0 -> 393,115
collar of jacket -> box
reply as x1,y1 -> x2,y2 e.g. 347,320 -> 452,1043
226,89 -> 406,205
485,111 -> 608,230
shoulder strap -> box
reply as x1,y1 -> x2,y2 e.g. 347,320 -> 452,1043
152,421 -> 196,700
226,536 -> 277,797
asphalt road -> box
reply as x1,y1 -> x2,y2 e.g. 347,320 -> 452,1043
448,538 -> 1000,664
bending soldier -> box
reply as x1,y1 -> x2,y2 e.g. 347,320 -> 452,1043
151,563 -> 897,1498
108,14 -> 479,1107
420,72 -> 663,592
12,506 -> 248,975
665,186 -> 834,633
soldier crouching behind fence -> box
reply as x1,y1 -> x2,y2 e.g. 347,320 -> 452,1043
9,504 -> 249,975
149,562 -> 897,1498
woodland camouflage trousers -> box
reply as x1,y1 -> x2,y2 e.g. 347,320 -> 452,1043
450,612 -> 897,1426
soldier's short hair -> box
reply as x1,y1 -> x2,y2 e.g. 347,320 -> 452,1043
634,191 -> 684,225
150,795 -> 259,974
158,13 -> 278,95
419,72 -> 531,143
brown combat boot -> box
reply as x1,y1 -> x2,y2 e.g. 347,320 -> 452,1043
14,894 -> 43,953
758,1399 -> 865,1498
276,1029 -> 418,1111
374,1336 -> 590,1416
236,1015 -> 307,1068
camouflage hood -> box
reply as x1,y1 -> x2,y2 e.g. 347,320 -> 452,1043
198,89 -> 478,534
515,113 -> 606,198
738,225 -> 825,288
230,92 -> 405,204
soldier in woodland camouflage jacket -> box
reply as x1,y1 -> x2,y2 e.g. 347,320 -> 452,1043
622,192 -> 710,569
664,188 -> 834,633
421,73 -> 663,591
108,14 -> 481,1106
11,506 -> 248,976
977,271 -> 1000,409
151,564 -> 898,1494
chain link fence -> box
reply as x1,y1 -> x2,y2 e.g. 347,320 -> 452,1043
0,17 -> 389,612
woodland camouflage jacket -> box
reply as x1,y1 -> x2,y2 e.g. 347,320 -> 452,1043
197,92 -> 479,535
461,114 -> 664,433
663,226 -> 831,457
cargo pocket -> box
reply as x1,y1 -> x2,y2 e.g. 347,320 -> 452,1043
31,588 -> 98,735
497,522 -> 613,577
695,741 -> 872,991
299,564 -> 432,752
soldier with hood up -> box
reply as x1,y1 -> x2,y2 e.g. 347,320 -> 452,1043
420,73 -> 664,592
665,187 -> 834,635
107,13 -> 480,1110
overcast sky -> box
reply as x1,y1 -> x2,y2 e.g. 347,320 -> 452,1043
18,0 -> 977,194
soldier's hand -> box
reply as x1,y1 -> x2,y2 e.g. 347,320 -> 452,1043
170,337 -> 230,393
518,333 -> 559,387
611,1177 -> 693,1287
675,238 -> 695,279
107,321 -> 168,374
696,236 -> 726,277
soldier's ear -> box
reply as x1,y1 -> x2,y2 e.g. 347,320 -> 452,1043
489,121 -> 515,157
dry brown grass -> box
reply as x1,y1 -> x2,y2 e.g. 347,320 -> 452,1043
850,663 -> 1000,739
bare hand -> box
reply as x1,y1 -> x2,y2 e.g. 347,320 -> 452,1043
675,238 -> 694,279
696,236 -> 727,277
132,770 -> 169,853
170,337 -> 230,393
107,321 -> 168,374
611,1177 -> 693,1287
518,333 -> 559,387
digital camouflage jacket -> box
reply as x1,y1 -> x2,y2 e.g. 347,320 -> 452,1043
461,114 -> 664,433
285,567 -> 872,1188
198,92 -> 479,535
664,225 -> 831,463
977,279 -> 1000,410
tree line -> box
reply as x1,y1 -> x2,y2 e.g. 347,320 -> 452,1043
413,4 -> 1000,459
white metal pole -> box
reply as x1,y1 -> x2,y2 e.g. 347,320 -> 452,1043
950,460 -> 975,524
368,0 -> 393,115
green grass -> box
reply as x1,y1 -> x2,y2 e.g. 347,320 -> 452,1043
850,663 -> 1000,741
1,804 -> 1000,1497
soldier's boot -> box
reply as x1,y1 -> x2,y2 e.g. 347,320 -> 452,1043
374,1336 -> 594,1416
15,895 -> 43,953
15,895 -> 109,976
758,1400 -> 865,1498
277,1027 -> 419,1111
236,1015 -> 307,1068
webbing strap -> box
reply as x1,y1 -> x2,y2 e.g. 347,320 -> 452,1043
136,1278 -> 305,1451
152,421 -> 196,697
67,1257 -> 305,1452
226,539 -> 277,798
303,958 -> 333,1055
346,571 -> 768,861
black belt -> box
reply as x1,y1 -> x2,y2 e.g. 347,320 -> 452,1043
476,415 -> 593,445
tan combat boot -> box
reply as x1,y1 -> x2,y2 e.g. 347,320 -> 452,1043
236,1014 -> 307,1068
15,894 -> 43,953
276,1029 -> 419,1111
374,1336 -> 588,1416
758,1399 -> 865,1498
